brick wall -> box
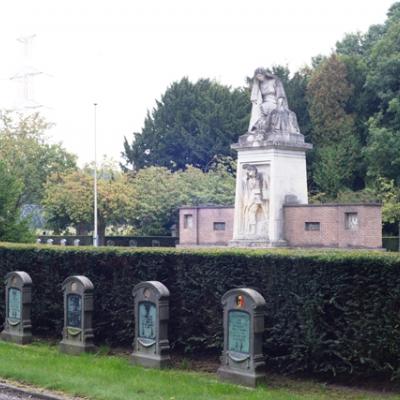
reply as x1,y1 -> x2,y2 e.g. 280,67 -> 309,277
179,203 -> 382,249
284,203 -> 382,249
179,206 -> 234,246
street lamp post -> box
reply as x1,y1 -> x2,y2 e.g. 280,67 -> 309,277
93,103 -> 98,247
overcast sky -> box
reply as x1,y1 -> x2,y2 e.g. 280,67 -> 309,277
0,0 -> 396,165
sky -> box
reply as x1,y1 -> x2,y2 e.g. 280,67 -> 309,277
0,0 -> 396,166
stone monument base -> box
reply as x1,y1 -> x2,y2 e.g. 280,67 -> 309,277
130,352 -> 171,369
229,239 -> 287,248
217,366 -> 265,388
0,331 -> 32,345
59,340 -> 96,355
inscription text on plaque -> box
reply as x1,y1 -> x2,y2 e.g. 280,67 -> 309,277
228,310 -> 250,354
8,288 -> 21,321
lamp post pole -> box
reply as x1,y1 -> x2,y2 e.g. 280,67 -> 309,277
93,103 -> 98,247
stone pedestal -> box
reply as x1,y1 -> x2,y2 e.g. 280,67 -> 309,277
230,132 -> 312,248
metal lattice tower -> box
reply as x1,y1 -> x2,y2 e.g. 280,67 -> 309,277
10,34 -> 43,110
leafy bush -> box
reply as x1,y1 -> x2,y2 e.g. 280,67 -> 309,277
1,243 -> 400,380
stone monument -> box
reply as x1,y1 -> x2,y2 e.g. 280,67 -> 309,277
59,275 -> 95,354
217,288 -> 266,387
230,68 -> 312,247
130,281 -> 170,368
0,271 -> 32,344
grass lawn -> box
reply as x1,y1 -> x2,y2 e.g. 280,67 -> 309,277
0,341 -> 399,400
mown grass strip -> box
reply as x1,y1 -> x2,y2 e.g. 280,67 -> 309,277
0,341 -> 398,400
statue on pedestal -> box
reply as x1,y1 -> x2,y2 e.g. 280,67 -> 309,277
248,67 -> 300,136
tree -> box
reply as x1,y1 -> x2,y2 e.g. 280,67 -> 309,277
122,78 -> 250,172
307,54 -> 362,195
0,161 -> 34,243
364,122 -> 400,184
43,163 -> 136,245
0,111 -> 77,205
307,54 -> 355,146
312,137 -> 360,197
128,165 -> 235,235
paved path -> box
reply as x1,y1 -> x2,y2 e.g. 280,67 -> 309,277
0,387 -> 43,399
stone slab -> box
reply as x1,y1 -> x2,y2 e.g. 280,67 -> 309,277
0,332 -> 32,345
130,353 -> 170,369
217,366 -> 265,388
59,341 -> 96,356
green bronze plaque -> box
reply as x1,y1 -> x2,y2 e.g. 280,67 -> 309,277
8,288 -> 21,321
138,301 -> 156,339
228,310 -> 250,354
67,294 -> 82,328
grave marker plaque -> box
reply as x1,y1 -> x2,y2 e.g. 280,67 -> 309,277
0,271 -> 32,344
130,281 -> 170,368
59,275 -> 95,355
217,288 -> 266,387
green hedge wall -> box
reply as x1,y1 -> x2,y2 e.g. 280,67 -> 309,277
1,243 -> 400,380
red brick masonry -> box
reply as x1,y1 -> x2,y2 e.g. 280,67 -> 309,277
284,203 -> 382,249
179,203 -> 382,249
179,206 -> 234,246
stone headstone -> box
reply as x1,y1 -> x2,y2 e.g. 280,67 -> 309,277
130,281 -> 170,368
60,239 -> 67,246
217,288 -> 266,387
36,238 -> 41,244
151,240 -> 160,247
128,239 -> 138,247
46,238 -> 54,245
59,275 -> 95,355
0,271 -> 33,344
73,239 -> 80,246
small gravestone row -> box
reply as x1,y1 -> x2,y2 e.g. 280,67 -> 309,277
0,271 -> 266,387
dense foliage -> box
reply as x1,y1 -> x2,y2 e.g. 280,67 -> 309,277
0,112 -> 77,205
122,78 -> 250,171
43,163 -> 136,244
0,164 -> 34,242
129,165 -> 235,235
1,244 -> 400,380
44,164 -> 235,237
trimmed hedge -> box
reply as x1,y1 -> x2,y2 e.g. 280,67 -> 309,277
1,243 -> 400,380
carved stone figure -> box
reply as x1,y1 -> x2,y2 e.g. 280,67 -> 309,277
241,165 -> 269,236
249,67 -> 300,136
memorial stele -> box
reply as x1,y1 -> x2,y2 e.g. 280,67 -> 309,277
59,275 -> 95,355
130,281 -> 171,368
230,68 -> 312,248
217,287 -> 266,387
0,271 -> 33,344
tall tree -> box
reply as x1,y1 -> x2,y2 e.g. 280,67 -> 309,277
307,54 -> 362,195
363,4 -> 400,198
43,163 -> 136,245
0,111 -> 77,205
0,161 -> 34,243
128,165 -> 235,235
122,78 -> 250,172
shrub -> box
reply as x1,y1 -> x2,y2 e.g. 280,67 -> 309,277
0,243 -> 400,380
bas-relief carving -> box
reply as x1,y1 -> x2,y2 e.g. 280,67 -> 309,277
237,164 -> 269,239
